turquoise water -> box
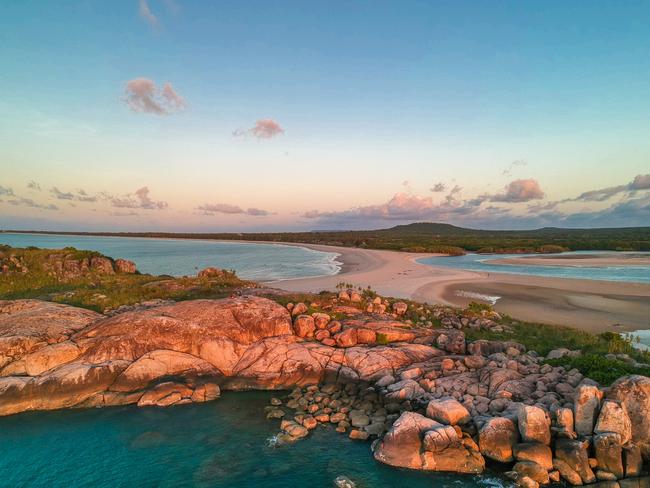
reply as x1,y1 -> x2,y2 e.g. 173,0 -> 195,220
418,252 -> 650,284
0,392 -> 506,488
0,233 -> 341,281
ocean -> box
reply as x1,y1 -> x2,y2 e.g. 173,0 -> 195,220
0,233 -> 341,282
0,392 -> 507,488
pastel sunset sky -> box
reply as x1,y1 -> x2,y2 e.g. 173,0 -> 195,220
1,1 -> 649,231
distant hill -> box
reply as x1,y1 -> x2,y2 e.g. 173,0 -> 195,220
3,223 -> 650,254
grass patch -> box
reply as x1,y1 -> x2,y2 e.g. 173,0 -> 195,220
546,355 -> 650,386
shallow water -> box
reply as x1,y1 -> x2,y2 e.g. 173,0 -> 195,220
0,233 -> 341,281
0,392 -> 507,488
418,251 -> 650,284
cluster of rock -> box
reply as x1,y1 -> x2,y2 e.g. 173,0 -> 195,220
338,287 -> 508,333
433,306 -> 512,333
267,382 -> 394,443
0,252 -> 29,274
0,295 -> 648,487
337,288 -> 408,316
286,301 -> 427,349
42,253 -> 137,280
371,347 -> 650,487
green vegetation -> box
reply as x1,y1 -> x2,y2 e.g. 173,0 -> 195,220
6,222 -> 650,254
465,318 -> 650,385
546,355 -> 650,386
0,245 -> 252,312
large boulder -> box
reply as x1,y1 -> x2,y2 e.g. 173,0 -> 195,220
607,375 -> 650,460
478,416 -> 519,463
373,412 -> 484,473
555,438 -> 596,485
594,432 -> 625,479
518,405 -> 551,445
513,442 -> 553,471
425,398 -> 471,425
574,384 -> 603,436
373,412 -> 439,469
115,259 -> 137,273
292,315 -> 316,338
385,379 -> 425,401
594,400 -> 632,445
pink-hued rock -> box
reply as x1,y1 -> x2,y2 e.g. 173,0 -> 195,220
607,375 -> 650,460
479,416 -> 519,463
90,256 -> 115,274
115,259 -> 137,273
334,328 -> 358,348
373,412 -> 440,469
0,297 -> 443,416
314,329 -> 331,342
426,398 -> 471,425
374,412 -> 484,473
197,267 -> 225,278
292,315 -> 316,338
0,300 -> 100,371
312,313 -> 330,329
356,328 -> 377,344
392,302 -> 408,315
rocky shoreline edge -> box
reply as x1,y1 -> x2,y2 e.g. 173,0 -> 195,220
1,292 -> 649,488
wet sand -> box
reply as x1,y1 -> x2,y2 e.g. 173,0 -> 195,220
487,253 -> 650,268
269,244 -> 650,333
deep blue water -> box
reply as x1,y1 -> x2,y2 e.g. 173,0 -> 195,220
418,251 -> 650,284
0,392 -> 507,488
0,233 -> 341,281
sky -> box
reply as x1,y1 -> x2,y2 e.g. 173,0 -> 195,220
1,0 -> 649,232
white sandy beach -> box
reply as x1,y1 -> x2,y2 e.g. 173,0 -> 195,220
269,244 -> 650,333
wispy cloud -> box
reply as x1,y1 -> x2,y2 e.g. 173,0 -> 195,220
123,78 -> 186,115
50,187 -> 98,202
27,180 -> 41,191
138,0 -> 158,27
0,185 -> 15,197
233,119 -> 284,139
572,173 -> 650,202
197,203 -> 272,216
430,182 -> 446,192
7,197 -> 58,211
501,159 -> 527,176
111,187 -> 168,209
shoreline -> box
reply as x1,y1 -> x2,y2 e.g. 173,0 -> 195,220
272,243 -> 650,334
3,232 -> 649,333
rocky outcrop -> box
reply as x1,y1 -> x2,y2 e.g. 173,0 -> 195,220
42,254 -> 136,280
0,297 -> 443,416
1,296 -> 648,485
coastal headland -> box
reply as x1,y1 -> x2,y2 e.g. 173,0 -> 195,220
2,243 -> 650,487
271,244 -> 650,333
